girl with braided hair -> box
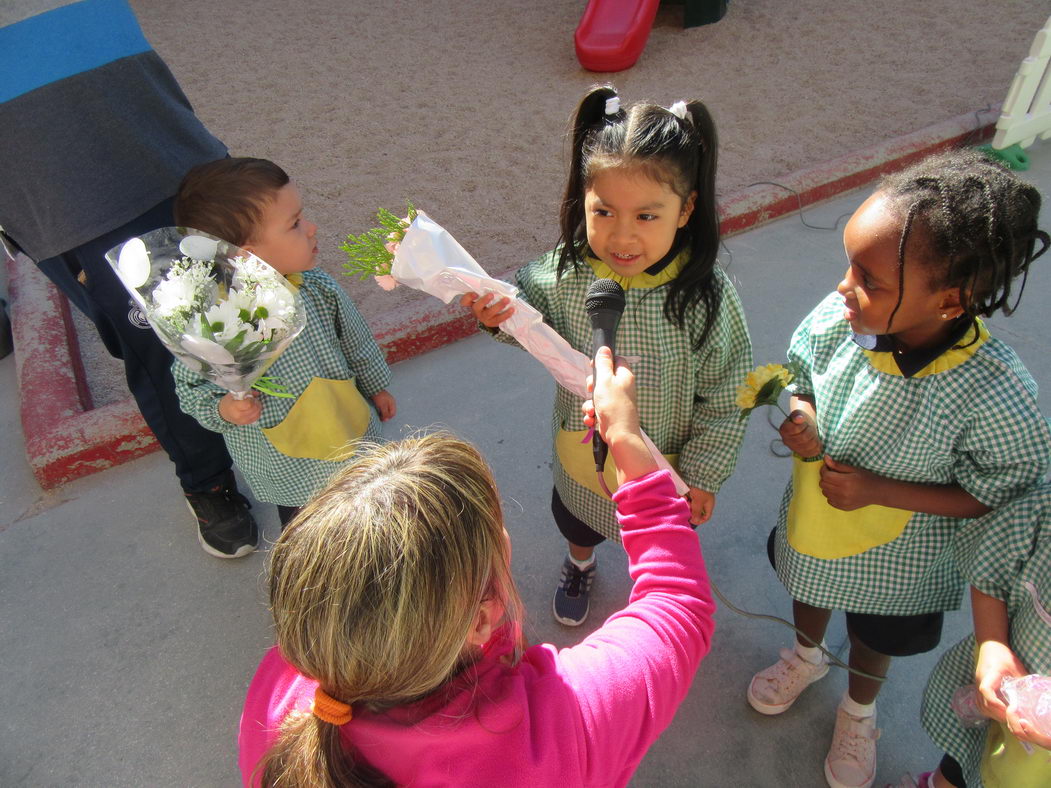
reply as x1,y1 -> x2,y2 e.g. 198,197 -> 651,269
747,149 -> 1051,788
462,85 -> 752,627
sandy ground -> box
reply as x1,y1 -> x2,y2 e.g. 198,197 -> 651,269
66,0 -> 1039,390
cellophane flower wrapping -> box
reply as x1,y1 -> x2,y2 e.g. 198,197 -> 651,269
389,211 -> 687,494
1001,674 -> 1051,738
105,227 -> 305,397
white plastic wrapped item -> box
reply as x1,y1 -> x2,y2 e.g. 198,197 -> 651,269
106,227 -> 304,398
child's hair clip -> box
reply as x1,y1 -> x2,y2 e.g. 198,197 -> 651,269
667,101 -> 688,120
604,96 -> 621,115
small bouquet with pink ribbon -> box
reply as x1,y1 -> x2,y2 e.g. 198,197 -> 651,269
343,207 -> 686,493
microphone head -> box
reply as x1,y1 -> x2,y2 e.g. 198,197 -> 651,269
585,278 -> 625,316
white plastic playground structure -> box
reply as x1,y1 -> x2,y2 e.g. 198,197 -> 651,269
992,15 -> 1051,154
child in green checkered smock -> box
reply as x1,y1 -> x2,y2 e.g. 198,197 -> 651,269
910,482 -> 1051,788
463,87 -> 752,627
745,151 -> 1051,788
172,159 -> 395,534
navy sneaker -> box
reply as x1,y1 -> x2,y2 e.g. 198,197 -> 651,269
552,556 -> 596,626
184,471 -> 258,559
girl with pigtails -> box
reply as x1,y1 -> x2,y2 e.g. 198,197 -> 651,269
463,86 -> 752,626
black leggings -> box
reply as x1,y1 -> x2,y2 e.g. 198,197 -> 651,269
939,754 -> 966,787
36,197 -> 233,493
277,505 -> 301,529
765,527 -> 944,656
551,488 -> 606,548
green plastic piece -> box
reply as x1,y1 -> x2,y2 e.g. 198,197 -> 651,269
979,142 -> 1030,171
662,0 -> 727,27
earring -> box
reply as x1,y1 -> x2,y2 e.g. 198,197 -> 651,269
941,313 -> 949,319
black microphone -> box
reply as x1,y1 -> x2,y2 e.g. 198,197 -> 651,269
585,278 -> 626,473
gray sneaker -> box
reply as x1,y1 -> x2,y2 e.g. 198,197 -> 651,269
552,556 -> 596,626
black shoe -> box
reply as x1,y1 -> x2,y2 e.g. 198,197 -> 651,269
184,472 -> 258,559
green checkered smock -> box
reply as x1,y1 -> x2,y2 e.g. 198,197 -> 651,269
772,292 -> 1051,615
921,483 -> 1051,787
502,249 -> 752,541
173,269 -> 391,506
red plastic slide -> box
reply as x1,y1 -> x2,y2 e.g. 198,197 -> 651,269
574,0 -> 661,73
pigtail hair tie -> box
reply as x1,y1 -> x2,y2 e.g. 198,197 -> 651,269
668,100 -> 688,120
604,96 -> 620,116
313,686 -> 353,726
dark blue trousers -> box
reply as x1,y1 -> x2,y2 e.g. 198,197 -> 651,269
35,197 -> 233,492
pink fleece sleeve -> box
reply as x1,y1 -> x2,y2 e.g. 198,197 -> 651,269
555,470 -> 716,786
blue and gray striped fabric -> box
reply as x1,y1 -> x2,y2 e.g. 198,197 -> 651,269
0,0 -> 227,260
1,0 -> 150,102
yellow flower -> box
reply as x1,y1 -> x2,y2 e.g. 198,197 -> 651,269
736,363 -> 795,420
735,383 -> 758,410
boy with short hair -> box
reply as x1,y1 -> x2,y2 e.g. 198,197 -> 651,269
173,158 -> 395,555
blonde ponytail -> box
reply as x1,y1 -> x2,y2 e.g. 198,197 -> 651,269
257,433 -> 524,786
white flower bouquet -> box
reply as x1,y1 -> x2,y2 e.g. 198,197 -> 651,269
343,208 -> 688,494
105,227 -> 305,398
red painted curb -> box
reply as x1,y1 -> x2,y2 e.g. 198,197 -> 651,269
11,108 -> 997,488
378,312 -> 478,366
8,254 -> 161,489
718,115 -> 995,236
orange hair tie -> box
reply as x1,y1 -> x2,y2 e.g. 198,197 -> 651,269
312,686 -> 353,726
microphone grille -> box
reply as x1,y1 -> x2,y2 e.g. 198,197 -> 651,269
585,278 -> 625,314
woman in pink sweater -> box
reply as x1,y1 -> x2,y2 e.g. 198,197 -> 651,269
238,348 -> 716,787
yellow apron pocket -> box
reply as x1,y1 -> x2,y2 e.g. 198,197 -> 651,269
786,455 -> 913,559
262,377 -> 371,461
556,428 -> 678,499
981,718 -> 1051,787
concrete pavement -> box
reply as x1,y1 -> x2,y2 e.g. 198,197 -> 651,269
3,140 -> 1051,786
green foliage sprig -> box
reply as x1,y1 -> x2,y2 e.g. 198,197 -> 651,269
341,203 -> 417,280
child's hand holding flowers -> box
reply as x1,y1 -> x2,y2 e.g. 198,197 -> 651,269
738,363 -> 823,461
461,291 -> 515,328
220,390 -> 263,425
779,399 -> 823,461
